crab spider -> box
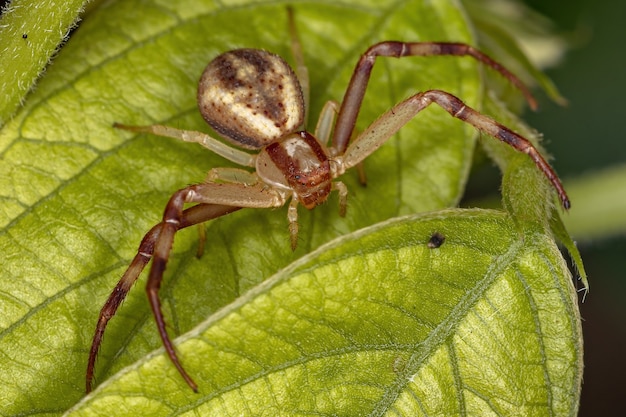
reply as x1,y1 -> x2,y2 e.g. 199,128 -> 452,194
86,14 -> 569,394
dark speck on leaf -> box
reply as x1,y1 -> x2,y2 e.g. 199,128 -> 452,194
427,232 -> 445,249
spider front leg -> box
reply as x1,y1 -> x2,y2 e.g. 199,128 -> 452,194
87,182 -> 286,393
146,182 -> 287,392
342,89 -> 570,209
86,203 -> 240,393
332,41 -> 538,155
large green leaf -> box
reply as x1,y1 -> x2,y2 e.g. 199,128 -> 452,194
0,0 -> 582,415
64,209 -> 582,415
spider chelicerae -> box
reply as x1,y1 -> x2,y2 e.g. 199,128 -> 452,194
86,9 -> 569,393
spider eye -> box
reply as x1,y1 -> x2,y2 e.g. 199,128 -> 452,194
197,49 -> 305,150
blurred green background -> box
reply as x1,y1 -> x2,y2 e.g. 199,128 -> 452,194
522,0 -> 625,414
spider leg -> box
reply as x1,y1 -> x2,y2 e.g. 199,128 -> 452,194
143,182 -> 285,392
86,203 -> 240,393
314,100 -> 340,149
332,41 -> 537,154
114,123 -> 256,167
343,89 -> 570,209
287,198 -> 299,250
205,167 -> 258,185
287,6 -> 309,128
333,181 -> 348,217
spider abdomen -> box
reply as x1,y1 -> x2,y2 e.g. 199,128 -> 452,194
198,49 -> 305,150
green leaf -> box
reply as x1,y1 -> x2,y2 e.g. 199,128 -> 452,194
0,0 -> 581,415
475,94 -> 588,294
65,210 -> 582,415
550,209 -> 589,293
0,0 -> 90,125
